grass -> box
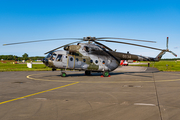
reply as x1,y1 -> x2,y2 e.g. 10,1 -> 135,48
129,61 -> 180,71
0,60 -> 52,72
1,60 -> 180,72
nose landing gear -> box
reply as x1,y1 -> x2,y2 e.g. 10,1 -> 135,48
61,72 -> 67,77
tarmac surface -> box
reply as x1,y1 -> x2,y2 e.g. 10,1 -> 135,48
0,66 -> 180,120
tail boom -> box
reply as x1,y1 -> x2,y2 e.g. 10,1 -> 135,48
155,50 -> 177,61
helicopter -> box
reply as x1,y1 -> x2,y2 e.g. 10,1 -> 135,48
3,36 -> 177,77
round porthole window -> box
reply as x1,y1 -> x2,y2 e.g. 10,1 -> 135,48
83,59 -> 86,62
90,60 -> 93,63
95,60 -> 98,64
76,58 -> 79,61
102,61 -> 105,64
70,57 -> 73,61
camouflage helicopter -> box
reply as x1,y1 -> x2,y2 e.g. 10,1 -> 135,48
3,36 -> 177,77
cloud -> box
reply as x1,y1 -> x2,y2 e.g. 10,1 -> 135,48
174,46 -> 179,49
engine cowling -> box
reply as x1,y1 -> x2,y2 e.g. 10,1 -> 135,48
64,45 -> 69,51
64,45 -> 81,52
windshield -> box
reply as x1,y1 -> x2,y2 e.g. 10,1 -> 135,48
45,53 -> 52,59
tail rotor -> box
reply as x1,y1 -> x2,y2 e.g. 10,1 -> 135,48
166,37 -> 177,57
155,37 -> 177,61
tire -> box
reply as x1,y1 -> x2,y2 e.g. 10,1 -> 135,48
61,72 -> 66,77
85,71 -> 91,76
103,71 -> 109,77
52,68 -> 56,71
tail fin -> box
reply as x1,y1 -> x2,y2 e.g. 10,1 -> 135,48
155,37 -> 177,61
155,50 -> 167,61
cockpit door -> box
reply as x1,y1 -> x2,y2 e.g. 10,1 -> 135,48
53,54 -> 68,68
53,54 -> 62,68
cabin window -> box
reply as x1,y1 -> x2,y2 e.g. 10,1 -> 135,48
76,58 -> 79,61
83,59 -> 86,62
70,57 -> 73,61
56,55 -> 62,61
95,60 -> 98,64
90,60 -> 93,63
102,61 -> 105,64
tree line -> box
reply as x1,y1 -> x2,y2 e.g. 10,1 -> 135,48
0,53 -> 45,61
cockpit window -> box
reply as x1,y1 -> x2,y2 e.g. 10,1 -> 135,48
56,54 -> 62,61
45,53 -> 52,59
50,54 -> 57,61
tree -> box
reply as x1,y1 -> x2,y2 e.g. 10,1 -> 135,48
22,53 -> 29,60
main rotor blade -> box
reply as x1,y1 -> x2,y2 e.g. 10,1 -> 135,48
97,37 -> 156,43
94,41 -> 113,51
44,40 -> 83,54
97,39 -> 163,51
3,38 -> 83,46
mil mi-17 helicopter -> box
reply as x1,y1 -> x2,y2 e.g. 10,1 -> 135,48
3,36 -> 177,77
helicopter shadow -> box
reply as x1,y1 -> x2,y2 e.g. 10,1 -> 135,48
55,67 -> 160,78
110,67 -> 160,77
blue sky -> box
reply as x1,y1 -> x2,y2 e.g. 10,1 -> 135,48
0,0 -> 180,58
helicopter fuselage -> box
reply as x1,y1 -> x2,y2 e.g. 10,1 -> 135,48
43,43 -> 119,72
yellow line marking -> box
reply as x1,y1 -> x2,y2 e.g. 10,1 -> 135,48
0,82 -> 79,105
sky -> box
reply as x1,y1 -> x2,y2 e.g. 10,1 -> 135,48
0,0 -> 180,58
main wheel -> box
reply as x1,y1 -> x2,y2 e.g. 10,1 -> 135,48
52,68 -> 56,71
85,71 -> 91,76
61,72 -> 66,77
103,71 -> 109,77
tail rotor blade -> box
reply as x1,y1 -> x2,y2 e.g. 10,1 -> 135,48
169,51 -> 177,57
167,37 -> 169,50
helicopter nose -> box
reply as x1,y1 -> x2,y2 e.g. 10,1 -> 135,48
42,58 -> 48,66
42,58 -> 45,63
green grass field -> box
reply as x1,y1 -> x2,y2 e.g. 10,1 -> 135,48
130,61 -> 180,71
0,61 -> 51,72
0,60 -> 180,72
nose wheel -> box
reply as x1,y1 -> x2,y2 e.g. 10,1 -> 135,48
61,72 -> 67,77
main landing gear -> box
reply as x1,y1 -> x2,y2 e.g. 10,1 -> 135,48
102,71 -> 109,77
85,71 -> 91,76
